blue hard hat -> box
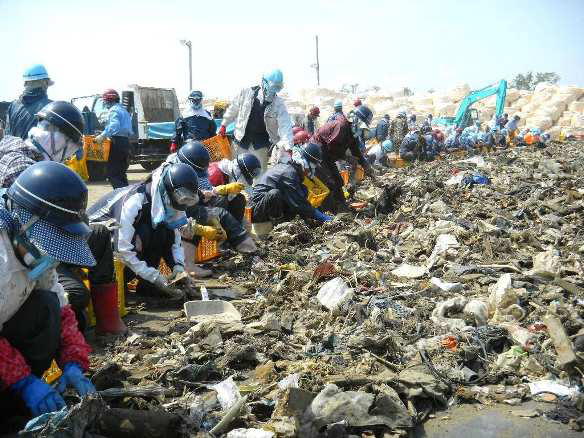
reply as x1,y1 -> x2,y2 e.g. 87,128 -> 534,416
189,90 -> 203,100
262,69 -> 284,91
23,64 -> 51,82
334,100 -> 343,110
236,153 -> 261,185
8,161 -> 90,237
382,139 -> 393,153
37,101 -> 84,144
355,105 -> 374,126
178,140 -> 210,170
301,143 -> 322,164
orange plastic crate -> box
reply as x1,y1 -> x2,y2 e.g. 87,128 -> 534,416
83,135 -> 111,161
340,169 -> 349,185
202,135 -> 232,161
195,237 -> 219,262
389,154 -> 408,168
356,165 -> 365,182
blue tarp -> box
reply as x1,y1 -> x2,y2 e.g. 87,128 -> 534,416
147,122 -> 175,139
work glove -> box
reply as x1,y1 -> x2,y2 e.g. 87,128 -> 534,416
215,182 -> 245,195
94,134 -> 105,145
55,362 -> 96,396
193,224 -> 227,241
153,274 -> 184,298
170,264 -> 185,281
11,375 -> 66,416
313,209 -> 333,222
170,142 -> 177,153
219,125 -> 226,137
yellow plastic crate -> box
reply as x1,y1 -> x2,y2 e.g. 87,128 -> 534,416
389,154 -> 408,168
202,135 -> 232,161
303,176 -> 330,208
86,259 -> 127,327
452,150 -> 466,158
65,155 -> 89,181
83,135 -> 111,162
196,237 -> 219,262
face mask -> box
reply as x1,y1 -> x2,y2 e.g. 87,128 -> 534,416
29,122 -> 82,163
159,184 -> 188,230
190,99 -> 202,110
172,187 -> 199,208
12,216 -> 58,281
261,79 -> 282,102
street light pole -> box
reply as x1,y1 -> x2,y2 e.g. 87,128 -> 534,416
180,39 -> 192,91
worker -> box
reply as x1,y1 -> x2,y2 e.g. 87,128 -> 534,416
95,89 -> 133,190
326,100 -> 345,123
389,111 -> 409,150
505,115 -> 520,144
498,113 -> 509,129
310,105 -> 375,212
400,130 -> 428,161
0,101 -> 127,336
164,141 -> 257,253
212,100 -> 228,120
408,114 -> 417,131
423,114 -> 433,128
374,114 -> 390,143
304,106 -> 320,135
365,139 -> 393,168
209,152 -> 262,188
249,143 -> 332,223
88,163 -> 199,297
0,162 -> 95,430
353,98 -> 362,108
5,64 -> 53,140
172,90 -> 217,152
444,128 -> 464,151
218,69 -> 294,178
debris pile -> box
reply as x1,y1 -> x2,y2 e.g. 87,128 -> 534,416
32,141 -> 584,437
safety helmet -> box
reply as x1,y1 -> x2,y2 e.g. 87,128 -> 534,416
262,69 -> 284,91
162,163 -> 199,210
102,88 -> 120,103
354,105 -> 374,126
398,111 -> 407,118
8,161 -> 90,237
177,140 -> 210,171
334,100 -> 343,110
189,90 -> 203,101
23,64 -> 51,82
514,115 -> 520,120
410,114 -> 417,122
37,101 -> 84,144
353,98 -> 362,107
292,126 -> 303,135
503,113 -> 508,117
236,153 -> 262,185
309,106 -> 320,117
293,131 -> 311,145
381,139 -> 393,153
456,128 -> 463,134
427,113 -> 433,118
384,114 -> 390,119
300,143 -> 322,165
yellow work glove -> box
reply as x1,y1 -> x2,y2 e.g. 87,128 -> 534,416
193,224 -> 227,241
215,182 -> 245,195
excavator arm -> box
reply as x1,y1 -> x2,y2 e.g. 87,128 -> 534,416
453,80 -> 507,127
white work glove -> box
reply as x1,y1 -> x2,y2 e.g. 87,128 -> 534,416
94,134 -> 106,145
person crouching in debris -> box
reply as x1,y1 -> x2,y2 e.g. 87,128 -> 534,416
250,143 -> 332,224
399,129 -> 430,162
310,105 -> 376,213
365,139 -> 394,168
163,140 -> 258,253
0,101 -> 126,336
88,163 -> 199,297
0,163 -> 95,432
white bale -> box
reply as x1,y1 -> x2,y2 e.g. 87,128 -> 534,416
448,83 -> 471,101
571,113 -> 584,128
547,126 -> 562,140
568,101 -> 584,113
534,82 -> 560,95
435,102 -> 458,116
527,116 -> 553,130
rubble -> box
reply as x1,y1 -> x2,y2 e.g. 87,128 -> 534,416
33,140 -> 584,437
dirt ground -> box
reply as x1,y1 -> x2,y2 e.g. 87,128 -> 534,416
87,164 -> 150,205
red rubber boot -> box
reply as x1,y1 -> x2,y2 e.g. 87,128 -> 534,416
90,282 -> 127,335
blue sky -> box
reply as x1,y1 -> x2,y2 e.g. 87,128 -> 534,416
1,0 -> 583,102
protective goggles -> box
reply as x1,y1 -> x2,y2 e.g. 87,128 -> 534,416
172,187 -> 199,208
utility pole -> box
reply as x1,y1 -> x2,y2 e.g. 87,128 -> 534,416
180,39 -> 192,91
315,35 -> 320,86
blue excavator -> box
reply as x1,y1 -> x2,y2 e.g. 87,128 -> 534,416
433,79 -> 507,129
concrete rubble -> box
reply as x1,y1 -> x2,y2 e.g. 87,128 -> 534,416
27,139 -> 584,437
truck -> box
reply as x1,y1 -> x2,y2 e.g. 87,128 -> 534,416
71,85 -> 179,180
433,80 -> 507,129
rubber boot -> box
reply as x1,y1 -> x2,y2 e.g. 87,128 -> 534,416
90,282 -> 127,336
